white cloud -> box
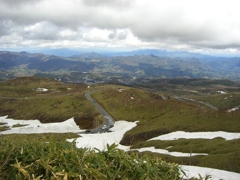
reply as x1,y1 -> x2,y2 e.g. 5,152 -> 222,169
0,0 -> 240,55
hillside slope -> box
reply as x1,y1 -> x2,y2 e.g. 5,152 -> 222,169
92,86 -> 240,173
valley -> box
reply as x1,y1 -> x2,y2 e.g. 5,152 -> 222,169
1,50 -> 240,83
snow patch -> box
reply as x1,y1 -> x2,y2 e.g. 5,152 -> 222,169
67,121 -> 137,151
148,131 -> 240,141
0,116 -> 81,134
1,116 -> 240,179
227,105 -> 240,112
216,90 -> 227,94
118,89 -> 125,92
181,165 -> 240,180
36,88 -> 48,92
133,147 -> 208,157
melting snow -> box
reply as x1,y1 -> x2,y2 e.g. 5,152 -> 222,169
0,116 -> 81,134
227,105 -> 240,112
148,131 -> 240,141
67,121 -> 137,151
36,88 -> 48,92
1,116 -> 240,179
181,165 -> 240,180
216,90 -> 227,94
133,147 -> 208,157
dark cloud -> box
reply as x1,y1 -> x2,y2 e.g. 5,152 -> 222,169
117,31 -> 128,40
82,0 -> 134,8
108,30 -> 128,41
0,0 -> 42,8
108,30 -> 116,39
193,42 -> 240,50
0,1 -> 45,26
0,0 -> 239,55
0,19 -> 13,36
22,22 -> 59,40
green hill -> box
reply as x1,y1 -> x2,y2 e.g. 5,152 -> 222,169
0,77 -> 104,129
0,77 -> 240,174
91,86 -> 240,173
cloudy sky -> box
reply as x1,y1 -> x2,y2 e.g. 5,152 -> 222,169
0,0 -> 240,55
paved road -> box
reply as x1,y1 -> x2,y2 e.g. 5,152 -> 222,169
175,97 -> 219,111
85,91 -> 115,133
0,91 -> 115,133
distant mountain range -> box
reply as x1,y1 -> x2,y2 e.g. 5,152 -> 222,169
25,48 -> 216,59
0,50 -> 240,81
0,51 -> 95,72
104,49 -> 214,59
35,48 -> 82,57
2,47 -> 240,58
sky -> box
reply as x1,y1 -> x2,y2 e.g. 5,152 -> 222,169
0,0 -> 240,56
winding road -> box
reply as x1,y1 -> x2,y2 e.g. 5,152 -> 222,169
85,91 -> 115,133
175,97 -> 219,111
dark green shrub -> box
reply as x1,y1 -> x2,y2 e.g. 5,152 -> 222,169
0,137 -> 182,180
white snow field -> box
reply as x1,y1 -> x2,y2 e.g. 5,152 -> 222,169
133,146 -> 208,157
67,120 -> 137,151
0,116 -> 82,134
1,116 -> 240,179
148,131 -> 240,141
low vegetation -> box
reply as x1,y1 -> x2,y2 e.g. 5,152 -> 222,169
92,87 -> 240,173
0,125 -> 10,132
189,93 -> 240,111
130,78 -> 240,96
0,77 -> 239,176
132,138 -> 240,173
0,77 -> 104,129
0,134 -> 182,180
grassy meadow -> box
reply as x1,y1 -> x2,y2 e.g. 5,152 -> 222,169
0,77 -> 240,176
0,77 -> 104,129
92,86 -> 240,173
189,93 -> 240,111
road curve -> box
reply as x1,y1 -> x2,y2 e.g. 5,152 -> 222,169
175,97 -> 219,111
85,91 -> 115,133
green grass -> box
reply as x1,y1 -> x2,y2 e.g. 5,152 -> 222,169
133,138 -> 239,154
12,124 -> 28,128
189,93 -> 240,110
0,122 -> 9,132
0,125 -> 10,132
0,76 -> 63,97
0,77 -> 104,129
0,134 -> 182,180
91,87 -> 240,173
131,138 -> 240,173
130,78 -> 239,97
0,77 -> 239,176
92,88 -> 240,143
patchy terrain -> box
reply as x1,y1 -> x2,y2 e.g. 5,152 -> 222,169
0,77 -> 240,179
